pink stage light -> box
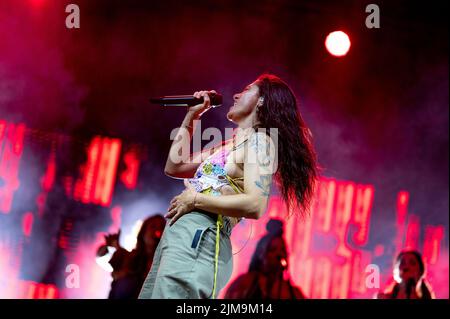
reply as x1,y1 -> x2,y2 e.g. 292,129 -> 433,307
29,0 -> 45,6
28,0 -> 47,9
325,31 -> 351,57
22,212 -> 34,237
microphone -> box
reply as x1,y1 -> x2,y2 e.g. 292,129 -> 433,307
406,278 -> 416,299
150,92 -> 223,107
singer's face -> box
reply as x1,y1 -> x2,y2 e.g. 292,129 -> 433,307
227,83 -> 260,123
397,253 -> 421,282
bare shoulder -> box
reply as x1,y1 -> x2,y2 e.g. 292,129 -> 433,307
246,130 -> 277,174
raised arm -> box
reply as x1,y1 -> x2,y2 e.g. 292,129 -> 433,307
164,90 -> 217,179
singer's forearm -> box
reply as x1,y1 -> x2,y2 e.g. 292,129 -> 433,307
194,193 -> 267,219
164,111 -> 199,175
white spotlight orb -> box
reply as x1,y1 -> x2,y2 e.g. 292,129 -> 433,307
325,31 -> 351,57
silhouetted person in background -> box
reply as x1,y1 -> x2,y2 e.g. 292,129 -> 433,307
225,219 -> 306,299
98,214 -> 166,299
377,250 -> 434,299
38,139 -> 88,288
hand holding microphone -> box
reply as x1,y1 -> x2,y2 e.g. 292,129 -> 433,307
189,90 -> 217,117
406,278 -> 416,299
150,90 -> 222,117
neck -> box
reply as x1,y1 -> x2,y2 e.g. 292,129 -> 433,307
237,109 -> 260,130
235,126 -> 252,137
232,112 -> 261,146
232,127 -> 252,146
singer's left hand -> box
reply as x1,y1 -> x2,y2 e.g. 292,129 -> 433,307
165,179 -> 197,226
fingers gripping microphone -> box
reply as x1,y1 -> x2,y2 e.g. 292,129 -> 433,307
150,92 -> 223,107
406,278 -> 416,299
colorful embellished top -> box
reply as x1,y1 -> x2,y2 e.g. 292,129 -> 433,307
187,140 -> 245,229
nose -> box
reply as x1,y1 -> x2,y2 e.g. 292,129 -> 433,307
233,93 -> 240,101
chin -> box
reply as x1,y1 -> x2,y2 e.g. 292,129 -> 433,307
226,110 -> 237,123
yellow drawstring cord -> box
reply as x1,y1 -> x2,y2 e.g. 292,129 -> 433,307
211,176 -> 244,299
212,214 -> 223,299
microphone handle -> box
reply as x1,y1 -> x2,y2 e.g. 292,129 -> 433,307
406,278 -> 415,299
150,93 -> 222,107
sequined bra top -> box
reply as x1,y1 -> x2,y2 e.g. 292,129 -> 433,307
188,139 -> 246,228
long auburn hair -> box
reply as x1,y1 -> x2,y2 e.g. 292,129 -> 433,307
254,74 -> 319,216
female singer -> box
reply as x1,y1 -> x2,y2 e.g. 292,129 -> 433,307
138,74 -> 318,299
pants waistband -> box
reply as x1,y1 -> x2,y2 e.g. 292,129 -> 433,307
194,209 -> 232,236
